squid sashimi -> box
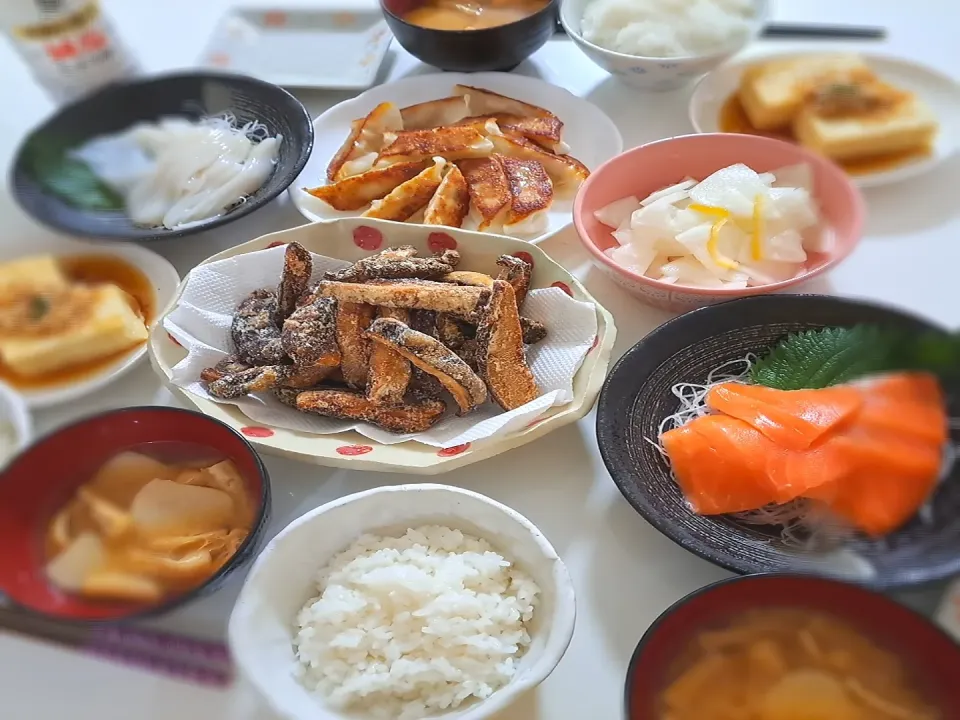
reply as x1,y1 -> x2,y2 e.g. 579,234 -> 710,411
660,371 -> 949,536
705,382 -> 862,451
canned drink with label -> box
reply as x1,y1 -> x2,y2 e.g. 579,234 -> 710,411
0,0 -> 139,104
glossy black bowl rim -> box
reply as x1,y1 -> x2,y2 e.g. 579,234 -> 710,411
596,293 -> 954,590
10,70 -> 314,242
622,571 -> 960,718
380,0 -> 559,35
0,405 -> 272,624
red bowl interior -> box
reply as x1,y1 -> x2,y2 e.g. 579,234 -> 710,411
0,407 -> 268,621
574,133 -> 866,297
626,574 -> 960,717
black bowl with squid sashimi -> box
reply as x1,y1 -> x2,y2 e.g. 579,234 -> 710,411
11,72 -> 314,242
596,294 -> 960,589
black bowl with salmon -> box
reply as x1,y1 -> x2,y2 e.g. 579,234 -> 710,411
596,294 -> 960,589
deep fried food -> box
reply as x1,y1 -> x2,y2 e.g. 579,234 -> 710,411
326,246 -> 459,283
362,159 -> 447,221
297,389 -> 446,433
520,317 -> 547,345
207,365 -> 289,400
476,280 -> 539,410
367,307 -> 412,405
281,296 -> 341,371
275,242 -> 313,324
335,302 -> 375,388
283,364 -> 336,389
435,313 -> 469,350
306,161 -> 430,211
274,386 -> 301,408
366,318 -> 487,414
496,254 -> 532,307
317,279 -> 489,318
440,270 -> 494,288
231,289 -> 284,365
200,355 -> 251,384
423,164 -> 470,228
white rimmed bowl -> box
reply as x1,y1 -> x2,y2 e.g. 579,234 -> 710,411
147,217 -> 617,474
0,239 -> 180,409
559,0 -> 768,92
229,484 -> 576,720
0,380 -> 31,469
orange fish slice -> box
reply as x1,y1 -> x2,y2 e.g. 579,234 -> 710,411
853,373 -> 949,446
661,416 -> 781,515
706,382 -> 863,451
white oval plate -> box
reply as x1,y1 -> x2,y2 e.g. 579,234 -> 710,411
0,239 -> 180,409
689,52 -> 960,188
290,72 -> 624,244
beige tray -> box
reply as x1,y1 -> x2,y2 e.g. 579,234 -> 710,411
148,218 -> 617,474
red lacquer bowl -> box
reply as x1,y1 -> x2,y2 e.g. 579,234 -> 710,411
0,407 -> 271,622
626,574 -> 960,718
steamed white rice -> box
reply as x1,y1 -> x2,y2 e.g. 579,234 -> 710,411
293,525 -> 541,720
581,0 -> 756,58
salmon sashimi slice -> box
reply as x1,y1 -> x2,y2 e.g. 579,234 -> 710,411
706,382 -> 863,451
661,416 -> 782,514
854,373 -> 949,446
662,371 -> 948,535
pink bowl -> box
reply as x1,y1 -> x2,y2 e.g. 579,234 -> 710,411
573,134 -> 865,312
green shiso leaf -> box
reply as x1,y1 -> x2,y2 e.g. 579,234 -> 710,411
22,136 -> 124,211
749,325 -> 959,390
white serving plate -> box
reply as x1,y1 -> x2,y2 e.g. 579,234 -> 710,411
199,6 -> 392,90
290,72 -> 624,244
689,51 -> 960,188
147,217 -> 617,474
0,239 -> 180,409
229,484 -> 576,720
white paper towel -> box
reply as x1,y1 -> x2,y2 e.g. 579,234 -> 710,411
163,246 -> 598,448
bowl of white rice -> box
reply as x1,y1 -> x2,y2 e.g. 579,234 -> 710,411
559,0 -> 768,91
228,484 -> 576,720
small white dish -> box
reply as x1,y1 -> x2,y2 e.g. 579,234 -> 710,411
0,380 -> 31,469
0,239 -> 180,409
559,0 -> 767,92
689,51 -> 960,188
200,6 -> 392,90
229,483 -> 577,720
289,71 -> 623,245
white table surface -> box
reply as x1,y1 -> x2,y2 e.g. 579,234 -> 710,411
1,1 -> 957,718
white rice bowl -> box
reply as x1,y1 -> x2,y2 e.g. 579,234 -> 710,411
228,484 -> 576,720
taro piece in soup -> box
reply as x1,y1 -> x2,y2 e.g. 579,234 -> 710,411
656,608 -> 940,720
44,441 -> 254,605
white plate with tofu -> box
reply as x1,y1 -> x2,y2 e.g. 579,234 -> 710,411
289,72 -> 623,244
689,52 -> 960,188
0,241 -> 180,409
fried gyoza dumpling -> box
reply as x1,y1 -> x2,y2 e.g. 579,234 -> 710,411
459,156 -> 510,232
400,96 -> 470,130
327,102 -> 403,181
375,126 -> 494,167
489,132 -> 589,191
305,160 -> 429,211
499,155 -> 554,237
423,164 -> 470,228
362,158 -> 448,221
455,84 -> 557,120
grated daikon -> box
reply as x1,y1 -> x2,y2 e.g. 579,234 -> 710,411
594,163 -> 826,290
